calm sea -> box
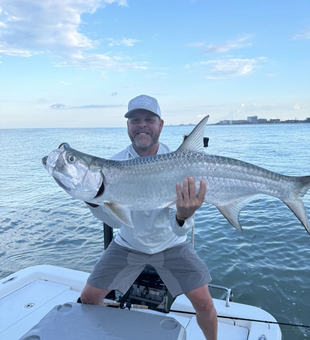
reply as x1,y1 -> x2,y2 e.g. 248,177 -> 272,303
1,123 -> 310,339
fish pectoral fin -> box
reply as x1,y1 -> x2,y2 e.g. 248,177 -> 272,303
216,197 -> 253,231
104,202 -> 134,228
165,201 -> 177,208
217,204 -> 242,231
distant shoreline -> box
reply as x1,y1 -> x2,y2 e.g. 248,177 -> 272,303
168,120 -> 310,127
2,120 -> 310,130
216,117 -> 310,126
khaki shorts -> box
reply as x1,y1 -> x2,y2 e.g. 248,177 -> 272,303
87,240 -> 211,297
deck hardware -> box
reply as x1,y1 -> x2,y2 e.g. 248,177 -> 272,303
208,284 -> 233,307
24,303 -> 35,309
2,276 -> 17,284
258,335 -> 267,340
57,303 -> 73,312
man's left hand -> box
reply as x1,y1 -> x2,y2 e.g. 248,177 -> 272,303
176,176 -> 206,224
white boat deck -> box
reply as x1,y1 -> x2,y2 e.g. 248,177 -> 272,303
0,265 -> 282,340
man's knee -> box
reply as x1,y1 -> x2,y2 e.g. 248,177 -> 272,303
194,296 -> 215,314
185,285 -> 215,313
80,282 -> 110,305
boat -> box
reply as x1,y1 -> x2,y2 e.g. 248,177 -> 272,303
0,263 -> 282,340
1,225 -> 283,340
1,222 -> 283,340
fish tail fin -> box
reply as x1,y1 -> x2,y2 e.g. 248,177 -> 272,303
298,175 -> 310,197
284,176 -> 310,234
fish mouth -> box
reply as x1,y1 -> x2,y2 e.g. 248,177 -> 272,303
58,142 -> 70,150
54,177 -> 71,192
53,176 -> 104,200
42,156 -> 48,167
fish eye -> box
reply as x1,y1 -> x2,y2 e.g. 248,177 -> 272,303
67,154 -> 76,164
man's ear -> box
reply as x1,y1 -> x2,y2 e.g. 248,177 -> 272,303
159,119 -> 164,133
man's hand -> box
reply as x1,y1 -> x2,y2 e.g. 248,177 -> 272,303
176,176 -> 206,225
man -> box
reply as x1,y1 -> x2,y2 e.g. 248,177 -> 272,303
81,94 -> 218,340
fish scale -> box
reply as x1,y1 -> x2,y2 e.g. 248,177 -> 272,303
42,115 -> 310,233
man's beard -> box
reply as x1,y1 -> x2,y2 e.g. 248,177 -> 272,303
131,131 -> 160,151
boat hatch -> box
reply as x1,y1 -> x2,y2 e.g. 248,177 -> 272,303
20,302 -> 186,340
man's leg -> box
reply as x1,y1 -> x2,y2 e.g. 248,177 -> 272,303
79,241 -> 147,306
80,282 -> 111,305
185,284 -> 218,340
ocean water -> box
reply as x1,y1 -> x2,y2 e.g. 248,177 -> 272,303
1,123 -> 310,339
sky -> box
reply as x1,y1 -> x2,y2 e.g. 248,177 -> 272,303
0,0 -> 309,128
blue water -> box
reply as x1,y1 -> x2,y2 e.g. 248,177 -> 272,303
1,123 -> 310,339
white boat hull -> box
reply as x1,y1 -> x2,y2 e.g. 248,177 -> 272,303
0,265 -> 282,340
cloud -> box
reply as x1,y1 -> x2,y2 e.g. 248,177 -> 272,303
36,98 -> 50,104
293,102 -> 310,110
293,28 -> 310,40
72,104 -> 124,109
51,103 -> 66,109
225,102 -> 310,120
0,0 -> 146,71
0,0 -> 100,51
50,103 -> 125,109
0,48 -> 41,57
107,38 -> 141,47
146,71 -> 169,79
104,0 -> 128,6
203,36 -> 252,53
195,57 -> 265,79
187,36 -> 260,79
54,52 -> 148,71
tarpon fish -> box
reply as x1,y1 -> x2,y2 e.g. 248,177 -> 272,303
42,116 -> 310,233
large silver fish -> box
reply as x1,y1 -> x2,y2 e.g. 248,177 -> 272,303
42,116 -> 310,233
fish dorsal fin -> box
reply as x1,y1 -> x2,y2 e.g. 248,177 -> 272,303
104,202 -> 134,228
177,115 -> 209,153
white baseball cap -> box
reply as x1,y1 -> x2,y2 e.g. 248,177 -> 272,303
125,94 -> 162,118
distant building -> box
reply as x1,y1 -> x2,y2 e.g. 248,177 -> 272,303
285,119 -> 299,123
218,120 -> 232,125
232,120 -> 248,124
216,116 -> 308,125
247,116 -> 258,124
258,118 -> 268,123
